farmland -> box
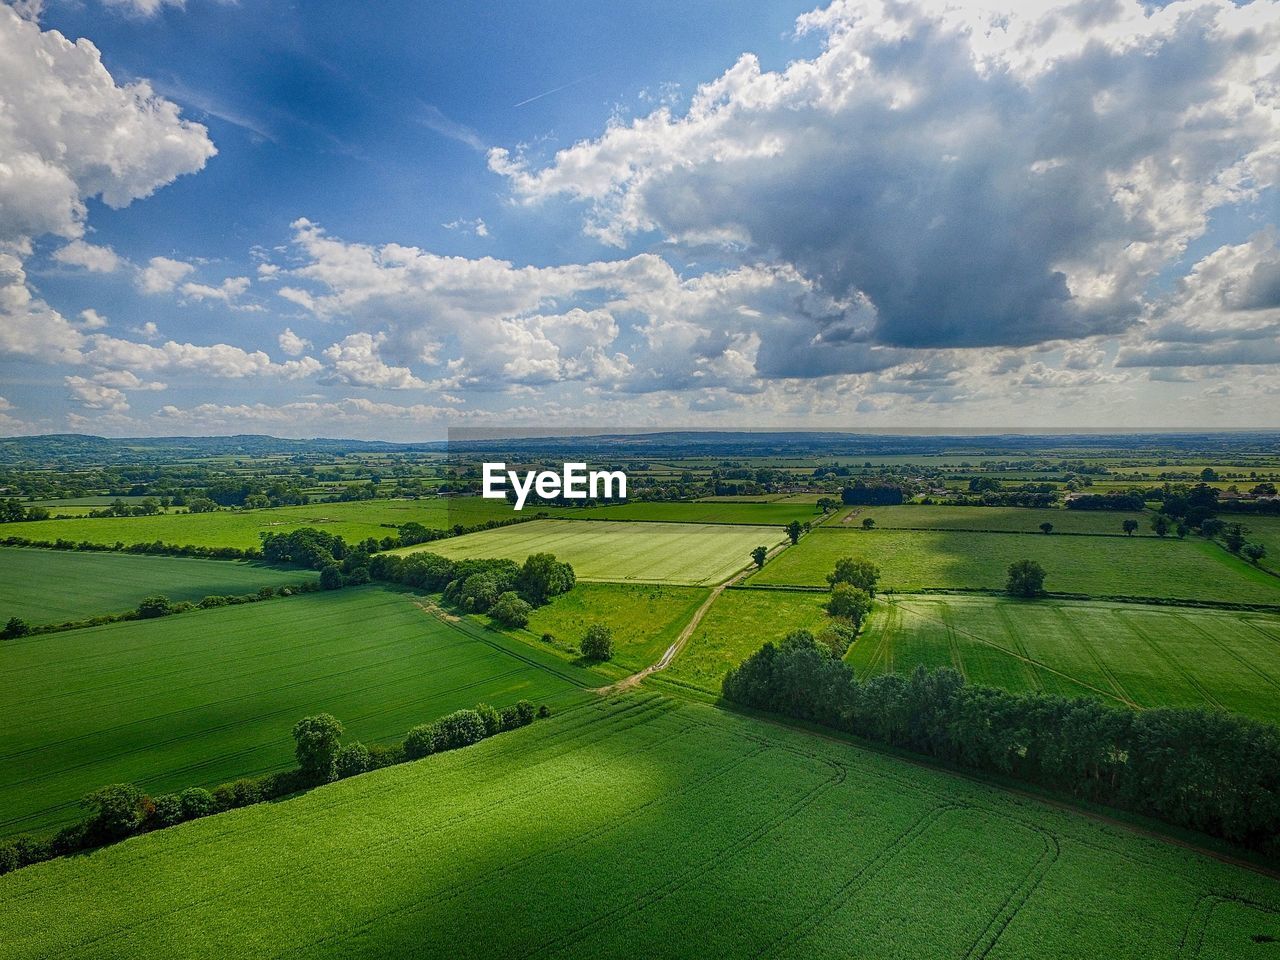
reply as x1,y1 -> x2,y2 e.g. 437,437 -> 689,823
0,587 -> 588,838
399,519 -> 784,585
850,595 -> 1280,723
1,694 -> 1276,960
0,548 -> 313,625
568,499 -> 824,525
837,504 -> 1153,535
749,528 -> 1280,604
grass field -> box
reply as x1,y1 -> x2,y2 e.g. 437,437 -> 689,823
501,582 -> 710,673
0,497 -> 514,550
1,693 -> 1276,959
849,594 -> 1280,724
566,500 -> 823,525
0,548 -> 313,625
0,587 -> 591,838
749,528 -> 1280,604
665,587 -> 834,692
838,504 -> 1153,535
398,519 -> 785,585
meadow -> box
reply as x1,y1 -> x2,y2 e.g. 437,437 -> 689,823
0,497 -> 513,550
850,595 -> 1280,723
399,519 -> 784,586
749,528 -> 1280,604
0,587 -> 589,838
507,582 -> 710,673
0,548 -> 313,625
567,500 -> 823,525
1,694 -> 1275,960
838,504 -> 1152,535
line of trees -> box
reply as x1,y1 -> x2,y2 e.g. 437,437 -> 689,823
0,699 -> 548,876
723,634 -> 1280,858
368,550 -> 575,616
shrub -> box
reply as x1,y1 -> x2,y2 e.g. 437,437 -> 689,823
366,742 -> 404,769
474,702 -> 503,737
404,723 -> 438,760
580,623 -> 615,662
825,583 -> 872,630
816,622 -> 858,657
292,713 -> 344,782
1006,559 -> 1047,597
513,699 -> 536,727
0,842 -> 17,875
1,617 -> 30,639
537,704 -> 552,719
213,778 -> 260,811
319,564 -> 344,590
335,742 -> 371,779
81,783 -> 148,842
151,793 -> 184,828
517,552 -> 576,605
433,709 -> 488,751
489,591 -> 532,628
136,595 -> 173,619
179,787 -> 217,821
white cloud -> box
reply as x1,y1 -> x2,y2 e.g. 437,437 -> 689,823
65,375 -> 130,412
0,250 -> 85,362
180,275 -> 251,304
442,217 -> 489,238
321,333 -> 428,389
278,327 -> 312,356
137,256 -> 196,294
77,309 -> 109,329
99,0 -> 187,18
52,239 -> 122,273
84,334 -> 322,380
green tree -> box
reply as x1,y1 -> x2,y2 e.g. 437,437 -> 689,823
786,520 -> 804,545
319,564 -> 344,590
1243,542 -> 1268,565
1039,522 -> 1054,535
1223,523 -> 1248,554
292,713 -> 344,782
1006,559 -> 1046,598
1122,519 -> 1139,536
1,617 -> 30,640
178,787 -> 216,820
81,784 -> 148,842
489,591 -> 532,628
1151,515 -> 1171,537
751,545 -> 769,569
517,552 -> 576,605
334,742 -> 371,779
825,583 -> 873,631
136,595 -> 172,619
580,623 -> 614,662
827,556 -> 881,596
861,517 -> 876,530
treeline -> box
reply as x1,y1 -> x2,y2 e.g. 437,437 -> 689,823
723,632 -> 1280,858
1,535 -> 258,560
0,499 -> 49,523
841,481 -> 906,505
0,700 -> 547,876
1066,492 -> 1147,511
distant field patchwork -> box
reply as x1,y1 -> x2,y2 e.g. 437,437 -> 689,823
1,694 -> 1276,960
566,499 -> 824,525
749,528 -> 1280,603
0,587 -> 588,838
400,519 -> 784,585
851,595 -> 1280,723
0,548 -> 313,625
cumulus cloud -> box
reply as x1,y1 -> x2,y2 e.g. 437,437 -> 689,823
65,375 -> 130,413
321,333 -> 428,389
278,327 -> 312,356
0,251 -> 85,362
77,309 -> 109,330
180,275 -> 251,304
52,239 -> 122,273
100,0 -> 187,18
492,0 -> 1280,355
137,256 -> 196,294
84,335 -> 322,380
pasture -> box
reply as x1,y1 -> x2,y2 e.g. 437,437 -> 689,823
0,497 -> 513,550
566,499 -> 822,525
510,582 -> 710,673
0,587 -> 587,838
749,528 -> 1280,604
1,694 -> 1275,959
665,587 -> 834,692
838,504 -> 1152,535
851,595 -> 1280,724
399,519 -> 784,586
0,548 -> 312,625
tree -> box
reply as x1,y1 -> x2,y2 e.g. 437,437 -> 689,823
489,591 -> 532,628
786,520 -> 804,545
1006,559 -> 1046,598
81,784 -> 148,842
1,617 -> 30,640
1122,519 -> 1139,536
517,552 -> 576,606
1175,521 -> 1189,539
861,517 -> 876,530
580,623 -> 614,662
751,545 -> 769,569
827,556 -> 881,596
1223,523 -> 1248,554
1243,542 -> 1268,565
1151,515 -> 1171,537
292,713 -> 344,782
335,742 -> 371,779
136,595 -> 172,619
319,564 -> 344,590
178,787 -> 216,820
1039,522 -> 1054,535
825,583 -> 872,631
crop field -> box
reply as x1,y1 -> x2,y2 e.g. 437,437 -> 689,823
0,587 -> 589,838
749,528 -> 1280,604
2,693 -> 1276,960
838,504 -> 1153,535
567,499 -> 823,525
665,587 -> 835,692
0,548 -> 314,625
0,497 -> 514,550
508,582 -> 710,673
850,595 -> 1280,723
400,519 -> 785,585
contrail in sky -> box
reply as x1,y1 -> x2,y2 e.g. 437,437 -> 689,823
513,73 -> 598,108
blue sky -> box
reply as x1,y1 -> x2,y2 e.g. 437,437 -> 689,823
1,0 -> 1278,438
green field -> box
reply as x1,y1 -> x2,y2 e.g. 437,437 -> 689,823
2,693 -> 1276,960
399,519 -> 785,586
750,528 -> 1280,604
0,587 -> 590,838
0,497 -> 514,550
0,548 -> 313,625
503,582 -> 710,673
665,587 -> 834,692
568,500 -> 823,525
839,504 -> 1153,535
849,594 -> 1280,723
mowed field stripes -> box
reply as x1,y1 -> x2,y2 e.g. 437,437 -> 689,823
0,587 -> 589,838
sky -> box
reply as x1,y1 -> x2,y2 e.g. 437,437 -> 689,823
0,0 -> 1278,440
